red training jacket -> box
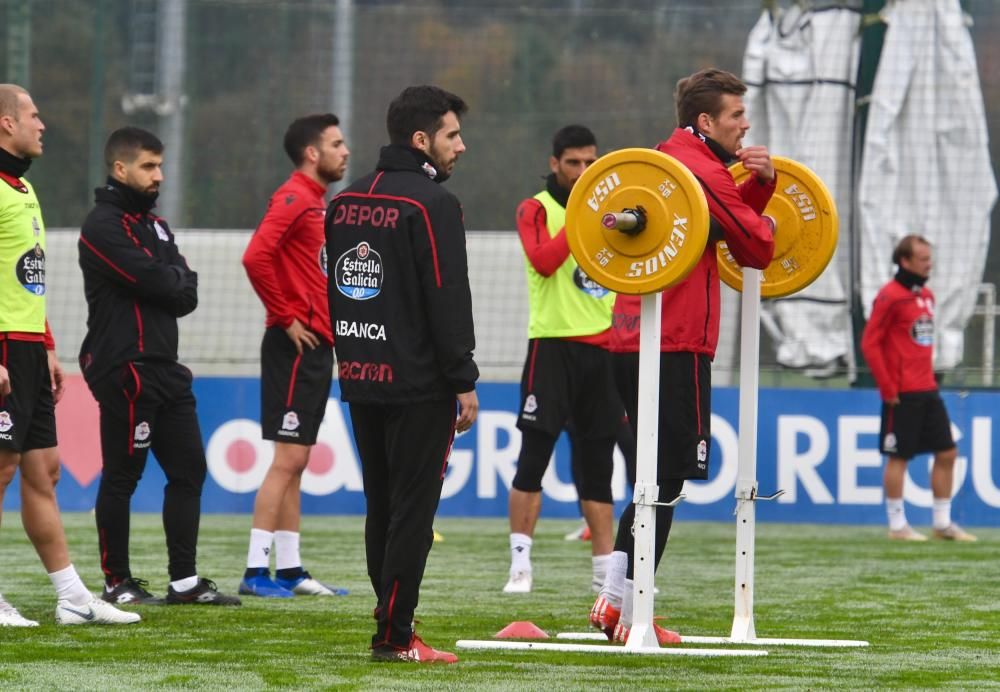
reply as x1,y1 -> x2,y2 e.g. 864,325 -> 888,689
861,278 -> 938,401
607,128 -> 776,357
243,170 -> 333,345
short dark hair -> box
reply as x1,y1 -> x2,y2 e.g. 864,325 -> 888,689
552,125 -> 596,159
283,113 -> 340,166
386,85 -> 468,147
104,127 -> 163,169
675,68 -> 747,129
892,234 -> 931,265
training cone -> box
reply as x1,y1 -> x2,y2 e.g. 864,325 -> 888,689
494,621 -> 549,639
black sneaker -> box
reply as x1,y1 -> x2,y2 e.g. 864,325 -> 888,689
102,577 -> 165,605
165,578 -> 242,606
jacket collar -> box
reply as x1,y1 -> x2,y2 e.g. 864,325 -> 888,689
678,126 -> 737,165
376,144 -> 446,183
544,173 -> 570,208
0,145 -> 31,179
291,169 -> 327,197
95,176 -> 159,216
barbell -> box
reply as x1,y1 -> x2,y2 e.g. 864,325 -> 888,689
565,149 -> 838,297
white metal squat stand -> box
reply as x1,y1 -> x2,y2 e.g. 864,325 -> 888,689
457,291 -> 767,658
558,268 -> 870,649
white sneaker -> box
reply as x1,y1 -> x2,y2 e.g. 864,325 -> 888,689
564,520 -> 588,541
288,577 -> 348,596
0,597 -> 38,627
503,569 -> 533,594
56,597 -> 141,625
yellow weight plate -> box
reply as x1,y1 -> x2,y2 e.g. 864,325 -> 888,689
717,156 -> 839,298
565,148 -> 710,295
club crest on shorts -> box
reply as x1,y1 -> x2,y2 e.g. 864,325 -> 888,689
133,421 -> 151,449
883,432 -> 897,453
523,394 -> 538,415
335,241 -> 383,300
0,410 -> 13,433
282,411 -> 300,431
697,439 -> 708,463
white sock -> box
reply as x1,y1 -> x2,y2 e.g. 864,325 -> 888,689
886,497 -> 907,532
599,551 -> 628,607
592,553 -> 611,586
48,564 -> 91,606
620,578 -> 634,628
275,531 -> 302,571
509,533 -> 532,573
170,575 -> 199,593
247,528 -> 274,569
932,499 -> 952,530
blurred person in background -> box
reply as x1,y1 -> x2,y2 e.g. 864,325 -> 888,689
861,234 -> 976,543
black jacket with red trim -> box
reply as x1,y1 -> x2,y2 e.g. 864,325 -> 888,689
325,144 -> 478,404
77,178 -> 197,387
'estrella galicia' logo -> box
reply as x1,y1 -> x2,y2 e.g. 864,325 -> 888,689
911,316 -> 934,347
319,244 -> 328,277
335,242 -> 383,300
573,267 -> 609,299
16,243 -> 45,296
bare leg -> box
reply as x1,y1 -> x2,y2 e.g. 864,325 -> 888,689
883,456 -> 908,499
276,472 -> 304,533
508,488 -> 542,537
18,447 -> 71,573
0,449 -> 19,531
930,447 -> 957,499
251,443 -> 310,532
581,499 -> 613,556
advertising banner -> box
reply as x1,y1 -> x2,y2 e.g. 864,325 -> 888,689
4,375 -> 998,527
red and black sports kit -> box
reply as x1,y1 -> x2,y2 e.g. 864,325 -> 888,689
607,128 -> 776,577
861,271 -> 954,460
78,178 -> 205,585
243,170 -> 333,446
326,145 -> 478,653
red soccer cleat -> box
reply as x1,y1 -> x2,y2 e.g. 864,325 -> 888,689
371,634 -> 458,664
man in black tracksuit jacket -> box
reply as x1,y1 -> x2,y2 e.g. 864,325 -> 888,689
78,127 -> 239,606
326,86 -> 478,663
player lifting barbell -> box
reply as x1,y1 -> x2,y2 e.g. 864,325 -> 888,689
577,67 -> 780,646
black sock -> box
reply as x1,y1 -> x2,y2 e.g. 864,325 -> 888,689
276,567 -> 305,580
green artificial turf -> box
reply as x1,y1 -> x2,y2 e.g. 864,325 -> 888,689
1,513 -> 998,690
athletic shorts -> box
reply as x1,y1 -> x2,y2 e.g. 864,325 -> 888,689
260,326 -> 333,446
0,338 -> 57,453
879,390 -> 955,460
516,338 -> 620,440
614,350 -> 712,481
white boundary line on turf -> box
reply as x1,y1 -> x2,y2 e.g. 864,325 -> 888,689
554,632 -> 870,648
454,640 -> 768,657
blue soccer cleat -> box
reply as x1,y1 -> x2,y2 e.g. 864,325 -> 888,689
238,569 -> 294,598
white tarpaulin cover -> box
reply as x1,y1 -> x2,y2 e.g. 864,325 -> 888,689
738,3 -> 860,371
858,0 -> 998,369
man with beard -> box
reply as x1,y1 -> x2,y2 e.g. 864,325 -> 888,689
862,235 -> 976,543
0,84 -> 139,626
239,114 -> 351,598
592,68 -> 776,644
504,125 -> 617,596
79,127 -> 240,607
326,85 -> 478,663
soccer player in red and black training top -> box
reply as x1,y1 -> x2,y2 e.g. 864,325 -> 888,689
861,235 -> 976,543
239,115 -> 351,598
79,127 -> 240,606
326,85 -> 478,664
0,84 -> 138,627
591,68 -> 776,645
